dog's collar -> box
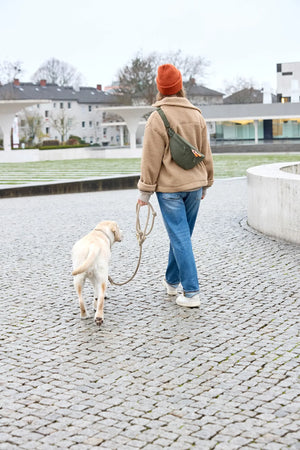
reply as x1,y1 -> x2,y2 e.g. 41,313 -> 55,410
94,228 -> 112,248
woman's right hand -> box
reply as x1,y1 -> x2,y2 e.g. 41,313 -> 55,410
137,199 -> 148,206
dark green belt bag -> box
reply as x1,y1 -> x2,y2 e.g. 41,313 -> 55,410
157,107 -> 205,170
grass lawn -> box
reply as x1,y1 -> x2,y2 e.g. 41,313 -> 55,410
0,153 -> 300,185
213,153 -> 300,178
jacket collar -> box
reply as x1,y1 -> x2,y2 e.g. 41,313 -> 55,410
152,96 -> 201,113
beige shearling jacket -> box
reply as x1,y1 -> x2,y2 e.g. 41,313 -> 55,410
138,97 -> 214,199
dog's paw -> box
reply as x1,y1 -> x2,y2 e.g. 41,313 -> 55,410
80,312 -> 89,319
95,317 -> 103,326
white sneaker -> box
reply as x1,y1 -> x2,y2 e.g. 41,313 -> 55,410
176,294 -> 200,308
163,279 -> 178,296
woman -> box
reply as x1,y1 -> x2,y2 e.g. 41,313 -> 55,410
137,64 -> 214,307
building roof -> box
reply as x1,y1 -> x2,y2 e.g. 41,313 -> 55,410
224,87 -> 277,104
186,84 -> 224,97
0,81 -> 120,105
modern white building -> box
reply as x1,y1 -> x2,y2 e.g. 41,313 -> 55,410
277,62 -> 300,103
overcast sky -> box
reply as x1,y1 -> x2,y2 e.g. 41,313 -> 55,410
1,0 -> 299,93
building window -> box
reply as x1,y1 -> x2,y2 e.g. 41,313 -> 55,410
281,97 -> 291,103
277,64 -> 282,73
282,72 -> 293,76
20,119 -> 26,127
68,102 -> 71,109
45,127 -> 49,134
60,102 -> 64,109
88,105 -> 92,112
82,121 -> 85,128
67,119 -> 72,127
53,102 -> 56,108
89,121 -> 92,127
45,110 -> 49,118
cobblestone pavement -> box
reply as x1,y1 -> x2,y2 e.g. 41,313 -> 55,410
0,178 -> 299,450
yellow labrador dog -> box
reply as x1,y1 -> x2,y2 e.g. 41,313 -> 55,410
72,220 -> 123,326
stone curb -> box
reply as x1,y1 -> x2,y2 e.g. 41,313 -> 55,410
0,173 -> 140,198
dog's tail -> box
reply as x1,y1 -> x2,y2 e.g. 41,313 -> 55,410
72,244 -> 99,276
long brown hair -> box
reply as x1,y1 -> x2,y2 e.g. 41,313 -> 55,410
156,88 -> 186,101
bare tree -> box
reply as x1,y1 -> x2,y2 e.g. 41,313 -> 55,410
118,52 -> 158,104
224,77 -> 258,96
49,109 -> 75,143
117,50 -> 209,104
32,58 -> 83,87
20,110 -> 44,145
162,50 -> 209,85
0,60 -> 23,84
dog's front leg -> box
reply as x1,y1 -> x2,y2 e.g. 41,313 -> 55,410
94,282 -> 106,326
94,293 -> 108,311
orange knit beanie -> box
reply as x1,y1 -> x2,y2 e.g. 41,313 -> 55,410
156,64 -> 183,96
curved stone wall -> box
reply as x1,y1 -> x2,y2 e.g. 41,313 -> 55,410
247,162 -> 300,244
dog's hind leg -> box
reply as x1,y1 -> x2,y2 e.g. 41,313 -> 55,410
94,282 -> 106,326
74,278 -> 88,319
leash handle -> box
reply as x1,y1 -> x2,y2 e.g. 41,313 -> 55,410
136,202 -> 156,245
108,202 -> 156,286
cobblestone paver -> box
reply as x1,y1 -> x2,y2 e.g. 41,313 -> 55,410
0,178 -> 299,449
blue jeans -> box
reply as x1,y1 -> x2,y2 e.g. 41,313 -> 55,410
156,189 -> 202,296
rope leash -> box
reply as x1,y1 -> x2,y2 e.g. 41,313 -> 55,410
108,202 -> 156,286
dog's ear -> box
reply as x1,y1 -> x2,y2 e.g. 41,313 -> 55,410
111,223 -> 122,242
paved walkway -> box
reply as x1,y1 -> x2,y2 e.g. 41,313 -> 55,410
0,178 -> 299,450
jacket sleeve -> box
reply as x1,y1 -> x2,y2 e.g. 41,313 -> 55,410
201,121 -> 214,187
137,113 -> 167,192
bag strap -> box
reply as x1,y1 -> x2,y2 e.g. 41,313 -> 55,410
156,107 -> 174,137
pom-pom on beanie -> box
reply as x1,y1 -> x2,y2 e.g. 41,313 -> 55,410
156,64 -> 183,96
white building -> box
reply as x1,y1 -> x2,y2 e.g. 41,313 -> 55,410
0,79 -> 124,146
277,62 -> 300,103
